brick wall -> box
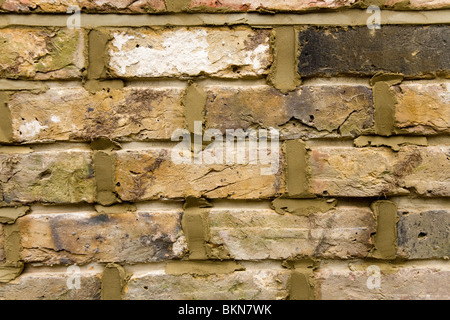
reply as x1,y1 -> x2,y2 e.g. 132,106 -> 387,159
0,1 -> 449,300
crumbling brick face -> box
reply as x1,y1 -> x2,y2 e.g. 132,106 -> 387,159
0,0 -> 449,300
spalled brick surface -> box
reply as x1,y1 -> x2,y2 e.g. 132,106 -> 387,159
189,0 -> 357,11
393,83 -> 450,135
309,146 -> 450,197
0,151 -> 95,204
204,85 -> 373,139
124,268 -> 290,300
315,261 -> 450,300
115,148 -> 285,200
8,87 -> 185,142
0,270 -> 101,299
1,0 -> 166,12
208,206 -> 375,259
298,26 -> 450,78
17,210 -> 186,265
0,28 -> 85,80
107,27 -> 272,78
397,207 -> 450,259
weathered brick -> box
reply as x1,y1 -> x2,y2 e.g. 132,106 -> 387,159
189,0 -> 356,11
0,269 -> 101,300
205,85 -> 373,139
124,267 -> 290,299
0,224 -> 4,263
115,148 -> 284,200
315,261 -> 450,300
107,27 -> 272,78
1,0 -> 166,12
8,87 -> 185,143
18,210 -> 186,265
385,0 -> 450,9
0,27 -> 86,80
208,206 -> 375,259
393,82 -> 450,135
298,26 -> 450,78
0,151 -> 95,204
397,204 -> 450,259
309,145 -> 450,197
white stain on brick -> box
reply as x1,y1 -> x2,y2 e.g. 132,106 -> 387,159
108,28 -> 271,77
50,115 -> 61,123
19,120 -> 48,139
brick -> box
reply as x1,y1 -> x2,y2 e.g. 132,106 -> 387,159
298,26 -> 450,78
124,267 -> 290,299
315,261 -> 450,300
385,0 -> 450,9
189,0 -> 356,11
397,206 -> 450,259
18,210 -> 186,265
393,83 -> 450,135
208,206 -> 375,259
1,0 -> 166,12
0,270 -> 101,299
0,27 -> 86,80
115,148 -> 284,200
309,145 -> 450,197
0,151 -> 95,204
8,87 -> 185,143
204,85 -> 373,139
107,27 -> 272,78
0,224 -> 4,263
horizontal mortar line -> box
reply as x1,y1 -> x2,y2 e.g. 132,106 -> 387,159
400,78 -> 450,85
301,77 -> 371,86
29,142 -> 93,152
124,79 -> 188,88
22,263 -> 106,275
389,196 -> 450,208
0,10 -> 449,27
2,136 -> 446,152
0,79 -> 50,91
20,259 -> 450,276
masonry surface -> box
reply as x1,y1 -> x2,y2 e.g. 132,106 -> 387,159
0,0 -> 449,300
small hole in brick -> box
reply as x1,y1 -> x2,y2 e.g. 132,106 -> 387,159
136,44 -> 140,48
323,190 -> 328,195
309,115 -> 314,121
418,232 -> 427,238
143,286 -> 148,290
116,182 -> 121,187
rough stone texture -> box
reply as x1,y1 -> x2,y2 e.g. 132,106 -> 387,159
315,261 -> 450,300
208,206 -> 375,259
0,270 -> 101,300
298,26 -> 450,78
385,0 -> 450,9
0,0 -> 166,12
8,87 -> 185,143
393,83 -> 450,135
309,146 -> 450,197
0,224 -> 4,263
124,268 -> 290,299
0,27 -> 85,80
397,208 -> 450,259
0,151 -> 95,204
205,85 -> 373,139
17,210 -> 186,265
107,27 -> 272,78
189,0 -> 357,11
115,148 -> 284,200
